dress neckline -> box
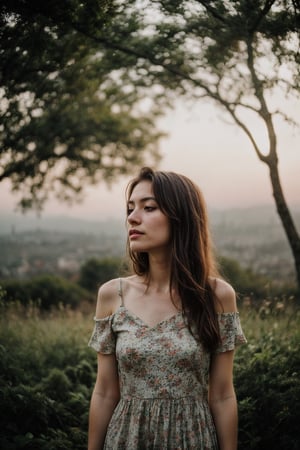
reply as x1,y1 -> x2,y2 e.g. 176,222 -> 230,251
118,305 -> 183,330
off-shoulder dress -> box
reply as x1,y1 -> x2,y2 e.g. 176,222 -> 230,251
88,279 -> 247,450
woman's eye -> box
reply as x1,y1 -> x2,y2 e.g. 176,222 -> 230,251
127,208 -> 133,216
144,206 -> 156,211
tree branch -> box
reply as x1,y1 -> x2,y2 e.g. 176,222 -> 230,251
213,93 -> 269,164
273,110 -> 300,128
245,36 -> 277,159
230,101 -> 260,114
194,0 -> 227,24
68,20 -> 217,99
249,0 -> 277,33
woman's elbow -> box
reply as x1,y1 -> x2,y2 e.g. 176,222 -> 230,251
209,384 -> 236,406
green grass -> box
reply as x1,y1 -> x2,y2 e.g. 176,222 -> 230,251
238,294 -> 299,342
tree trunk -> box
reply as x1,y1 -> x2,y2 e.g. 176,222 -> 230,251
267,158 -> 300,291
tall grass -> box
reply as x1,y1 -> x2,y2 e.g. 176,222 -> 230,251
238,294 -> 299,342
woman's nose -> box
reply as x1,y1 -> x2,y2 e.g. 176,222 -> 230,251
127,209 -> 141,224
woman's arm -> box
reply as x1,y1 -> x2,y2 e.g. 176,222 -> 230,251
88,352 -> 120,450
209,278 -> 239,450
88,280 -> 121,450
209,350 -> 238,450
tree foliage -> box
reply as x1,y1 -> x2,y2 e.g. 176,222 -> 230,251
77,0 -> 300,287
1,0 -> 300,285
0,0 -> 163,210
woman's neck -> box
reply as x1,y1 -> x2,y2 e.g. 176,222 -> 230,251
146,252 -> 172,290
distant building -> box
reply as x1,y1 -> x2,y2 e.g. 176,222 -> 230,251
57,257 -> 80,272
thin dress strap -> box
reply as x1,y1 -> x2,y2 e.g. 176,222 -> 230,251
118,278 -> 124,306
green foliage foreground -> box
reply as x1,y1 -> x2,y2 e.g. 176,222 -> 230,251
0,297 -> 299,449
0,303 -> 95,450
236,298 -> 300,450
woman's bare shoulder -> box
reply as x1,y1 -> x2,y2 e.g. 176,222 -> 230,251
95,278 -> 121,318
209,277 -> 237,313
95,275 -> 141,317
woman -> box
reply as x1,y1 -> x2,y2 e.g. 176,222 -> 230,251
88,167 -> 247,450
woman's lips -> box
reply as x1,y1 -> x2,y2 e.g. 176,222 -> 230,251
129,229 -> 143,239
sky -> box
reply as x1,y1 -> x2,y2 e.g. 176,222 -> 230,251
1,98 -> 299,221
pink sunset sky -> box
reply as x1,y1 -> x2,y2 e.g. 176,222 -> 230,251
0,98 -> 299,221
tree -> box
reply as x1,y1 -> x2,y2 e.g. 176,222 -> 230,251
0,0 -> 162,210
81,0 -> 300,288
1,1 -> 300,288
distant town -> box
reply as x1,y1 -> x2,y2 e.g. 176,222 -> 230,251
0,205 -> 299,285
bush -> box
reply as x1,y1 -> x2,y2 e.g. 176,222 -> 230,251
0,275 -> 93,310
0,308 -> 95,450
78,257 -> 123,293
236,343 -> 300,449
235,302 -> 300,449
219,256 -> 274,298
219,256 -> 299,302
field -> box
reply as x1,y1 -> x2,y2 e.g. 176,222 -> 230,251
0,294 -> 299,450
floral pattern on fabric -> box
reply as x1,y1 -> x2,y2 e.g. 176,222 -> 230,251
215,312 -> 247,353
88,315 -> 116,354
88,308 -> 247,450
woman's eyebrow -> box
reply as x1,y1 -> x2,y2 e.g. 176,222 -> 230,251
127,196 -> 156,205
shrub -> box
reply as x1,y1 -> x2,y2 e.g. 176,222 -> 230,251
78,257 -> 123,293
0,308 -> 94,450
236,345 -> 300,449
0,275 -> 93,310
218,256 -> 269,298
235,303 -> 300,449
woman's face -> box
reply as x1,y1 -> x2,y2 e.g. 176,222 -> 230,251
127,180 -> 171,254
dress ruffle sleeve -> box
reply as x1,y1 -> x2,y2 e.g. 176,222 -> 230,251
88,315 -> 116,354
215,312 -> 247,354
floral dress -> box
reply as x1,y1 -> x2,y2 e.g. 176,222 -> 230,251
88,282 -> 247,450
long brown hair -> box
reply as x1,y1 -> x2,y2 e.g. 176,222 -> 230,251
126,167 -> 221,352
